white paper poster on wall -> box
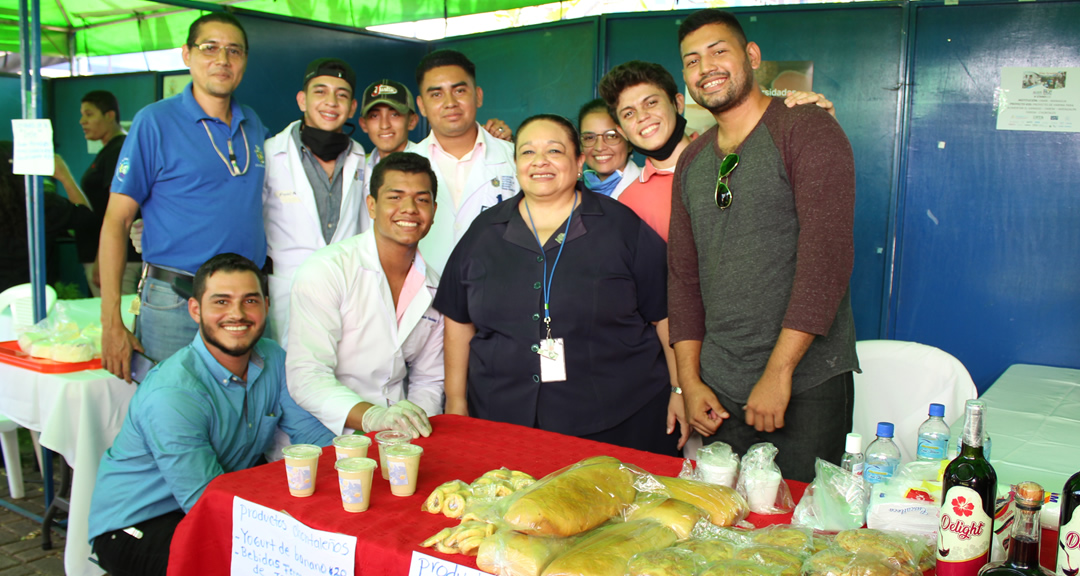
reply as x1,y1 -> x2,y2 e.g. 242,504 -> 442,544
996,67 -> 1079,133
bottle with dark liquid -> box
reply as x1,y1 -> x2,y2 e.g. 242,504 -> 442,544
938,399 -> 998,576
979,482 -> 1053,576
1058,470 -> 1080,576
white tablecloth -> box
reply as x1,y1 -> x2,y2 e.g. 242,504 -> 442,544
0,296 -> 135,576
964,364 -> 1080,493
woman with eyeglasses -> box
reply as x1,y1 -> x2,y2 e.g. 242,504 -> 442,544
577,99 -> 641,200
434,114 -> 686,456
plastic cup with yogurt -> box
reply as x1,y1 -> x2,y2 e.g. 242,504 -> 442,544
374,430 -> 411,480
282,444 -> 323,497
384,444 -> 424,497
332,434 -> 372,461
335,457 -> 376,512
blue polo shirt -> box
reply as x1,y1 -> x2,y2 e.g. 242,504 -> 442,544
111,83 -> 268,274
87,334 -> 333,543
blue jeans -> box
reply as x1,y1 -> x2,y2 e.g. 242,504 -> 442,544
135,276 -> 198,363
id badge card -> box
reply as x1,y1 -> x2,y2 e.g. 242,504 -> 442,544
538,338 -> 566,382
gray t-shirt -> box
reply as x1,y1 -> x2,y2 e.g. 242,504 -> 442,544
291,122 -> 346,244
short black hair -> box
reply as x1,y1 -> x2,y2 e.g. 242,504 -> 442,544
516,114 -> 582,159
598,61 -> 679,118
369,152 -> 438,202
577,98 -> 615,129
193,253 -> 267,302
415,50 -> 476,88
677,9 -> 748,48
81,90 -> 120,121
186,12 -> 248,52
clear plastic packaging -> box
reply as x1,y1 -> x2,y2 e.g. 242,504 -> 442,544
749,525 -> 815,558
540,519 -> 678,576
674,538 -> 739,564
734,545 -> 806,576
475,529 -> 575,576
792,458 -> 870,532
699,559 -> 784,576
15,304 -> 102,362
498,456 -> 639,537
802,547 -> 920,576
624,496 -> 708,540
696,442 -> 741,488
638,474 -> 749,527
626,548 -> 708,576
833,528 -> 927,572
735,443 -> 794,515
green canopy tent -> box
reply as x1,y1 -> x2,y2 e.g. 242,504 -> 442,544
0,0 -> 547,59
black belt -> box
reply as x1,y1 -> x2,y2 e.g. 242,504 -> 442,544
144,264 -> 194,299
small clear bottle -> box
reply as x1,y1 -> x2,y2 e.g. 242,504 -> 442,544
841,432 -> 865,477
916,403 -> 951,461
864,422 -> 901,485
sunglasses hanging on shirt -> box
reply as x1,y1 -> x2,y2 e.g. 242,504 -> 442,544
715,153 -> 739,210
201,120 -> 250,177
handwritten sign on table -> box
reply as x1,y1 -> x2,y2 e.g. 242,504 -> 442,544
231,496 -> 356,576
11,119 -> 55,176
409,551 -> 488,576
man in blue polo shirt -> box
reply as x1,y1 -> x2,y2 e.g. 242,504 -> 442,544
88,253 -> 333,576
99,12 -> 268,381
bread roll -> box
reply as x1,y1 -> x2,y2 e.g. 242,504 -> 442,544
700,559 -> 784,576
735,546 -> 805,576
541,520 -> 677,576
626,548 -> 707,576
502,456 -> 637,537
477,531 -> 574,576
626,498 -> 706,540
654,476 -> 749,527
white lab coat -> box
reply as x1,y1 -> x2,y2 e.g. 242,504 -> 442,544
263,120 -> 368,348
285,229 -> 444,435
610,161 -> 642,201
416,126 -> 518,274
360,141 -> 424,232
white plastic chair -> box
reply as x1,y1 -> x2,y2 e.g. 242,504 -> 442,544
0,416 -> 25,499
852,340 -> 978,462
0,282 -> 57,329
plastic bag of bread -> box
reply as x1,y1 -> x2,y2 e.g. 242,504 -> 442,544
833,529 -> 924,571
625,497 -> 707,540
500,456 -> 638,537
540,520 -> 677,576
750,525 -> 814,557
803,547 -> 920,576
699,559 -> 784,576
626,548 -> 708,576
477,530 -> 576,576
674,538 -> 738,563
735,545 -> 805,576
690,521 -> 755,547
639,475 -> 748,527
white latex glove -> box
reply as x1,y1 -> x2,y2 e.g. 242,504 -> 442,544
130,219 -> 143,254
361,400 -> 432,439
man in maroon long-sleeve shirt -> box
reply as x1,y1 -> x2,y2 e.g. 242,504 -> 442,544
670,9 -> 859,482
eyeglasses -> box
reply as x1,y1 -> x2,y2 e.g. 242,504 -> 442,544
581,130 -> 624,148
191,42 -> 246,59
715,153 -> 739,210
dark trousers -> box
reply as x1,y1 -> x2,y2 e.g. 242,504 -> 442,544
93,510 -> 185,576
580,383 -> 681,458
702,371 -> 854,483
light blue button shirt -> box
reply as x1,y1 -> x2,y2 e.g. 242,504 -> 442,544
88,334 -> 333,543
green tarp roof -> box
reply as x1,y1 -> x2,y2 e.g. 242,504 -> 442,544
1,0 -> 543,57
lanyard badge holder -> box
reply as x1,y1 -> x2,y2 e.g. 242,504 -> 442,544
524,193 -> 577,383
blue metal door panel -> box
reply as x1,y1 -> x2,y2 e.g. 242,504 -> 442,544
897,2 -> 1080,392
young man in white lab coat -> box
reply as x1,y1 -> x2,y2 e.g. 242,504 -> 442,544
413,50 -> 518,274
286,152 -> 444,439
262,58 -> 368,349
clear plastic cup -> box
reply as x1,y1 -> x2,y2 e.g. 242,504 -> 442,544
374,430 -> 411,480
332,434 -> 372,461
282,444 -> 323,497
335,457 -> 377,512
384,444 -> 424,497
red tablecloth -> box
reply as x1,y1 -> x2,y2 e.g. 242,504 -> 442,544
167,415 -> 805,575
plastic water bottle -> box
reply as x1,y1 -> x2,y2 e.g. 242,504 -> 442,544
840,433 -> 865,477
864,422 -> 901,485
916,403 -> 950,461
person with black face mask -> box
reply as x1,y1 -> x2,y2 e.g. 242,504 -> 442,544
262,58 -> 368,353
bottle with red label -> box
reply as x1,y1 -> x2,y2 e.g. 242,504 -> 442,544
938,399 -> 997,576
1058,469 -> 1080,576
979,481 -> 1053,576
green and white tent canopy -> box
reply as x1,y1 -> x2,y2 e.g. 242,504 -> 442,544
1,0 -> 546,58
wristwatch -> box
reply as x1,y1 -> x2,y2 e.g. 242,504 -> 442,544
671,386 -> 682,395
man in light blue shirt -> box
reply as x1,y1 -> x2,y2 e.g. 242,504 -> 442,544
88,253 -> 333,576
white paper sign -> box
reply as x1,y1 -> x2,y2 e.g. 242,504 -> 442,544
231,496 -> 356,576
408,551 -> 487,576
996,67 -> 1079,132
11,119 -> 55,176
